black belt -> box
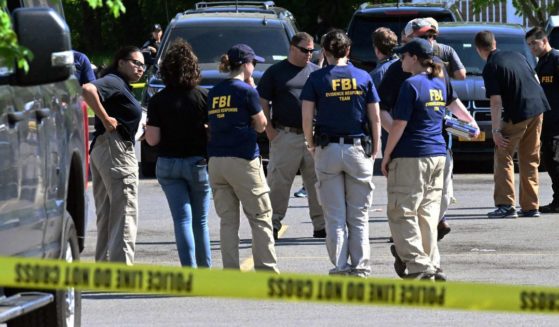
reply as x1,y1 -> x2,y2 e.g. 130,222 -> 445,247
274,123 -> 303,134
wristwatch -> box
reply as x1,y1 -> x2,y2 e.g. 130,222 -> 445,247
304,140 -> 315,149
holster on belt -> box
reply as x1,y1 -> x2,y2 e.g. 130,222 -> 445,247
362,136 -> 372,158
314,133 -> 330,149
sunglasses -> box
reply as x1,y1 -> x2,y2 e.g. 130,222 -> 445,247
127,59 -> 146,70
294,45 -> 314,54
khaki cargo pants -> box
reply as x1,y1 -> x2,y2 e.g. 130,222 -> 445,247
209,156 -> 279,273
387,156 -> 445,275
90,131 -> 138,265
314,140 -> 374,276
267,129 -> 324,231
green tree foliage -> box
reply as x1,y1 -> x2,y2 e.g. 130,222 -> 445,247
472,0 -> 559,27
66,0 -> 387,54
0,0 -> 32,71
1,0 -> 394,69
0,0 -> 125,70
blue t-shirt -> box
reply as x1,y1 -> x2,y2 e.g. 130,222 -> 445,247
73,50 -> 96,85
391,73 -> 447,158
300,64 -> 380,137
207,79 -> 261,160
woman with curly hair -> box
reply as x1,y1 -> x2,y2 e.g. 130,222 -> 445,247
145,39 -> 211,267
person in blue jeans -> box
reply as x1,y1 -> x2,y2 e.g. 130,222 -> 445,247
145,39 -> 211,267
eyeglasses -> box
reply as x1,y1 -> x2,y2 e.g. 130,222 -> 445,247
127,59 -> 146,70
294,45 -> 314,54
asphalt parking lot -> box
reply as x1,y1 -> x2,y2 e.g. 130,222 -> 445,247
80,172 -> 559,326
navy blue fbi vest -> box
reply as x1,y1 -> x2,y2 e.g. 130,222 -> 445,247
300,64 -> 380,137
207,79 -> 262,160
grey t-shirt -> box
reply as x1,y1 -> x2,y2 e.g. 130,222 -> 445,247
257,59 -> 320,128
434,42 -> 465,75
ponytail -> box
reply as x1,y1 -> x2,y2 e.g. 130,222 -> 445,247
422,58 -> 443,79
219,54 -> 243,74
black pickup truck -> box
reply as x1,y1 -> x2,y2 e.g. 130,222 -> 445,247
0,2 -> 89,326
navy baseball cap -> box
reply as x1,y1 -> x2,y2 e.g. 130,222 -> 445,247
153,24 -> 162,31
394,38 -> 433,58
227,44 -> 265,65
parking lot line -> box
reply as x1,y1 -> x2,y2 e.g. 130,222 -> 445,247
240,225 -> 288,272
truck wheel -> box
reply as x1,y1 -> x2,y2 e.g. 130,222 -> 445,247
8,215 -> 81,327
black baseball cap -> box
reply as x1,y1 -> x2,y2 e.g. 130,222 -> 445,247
394,38 -> 433,58
152,24 -> 162,31
227,44 -> 265,65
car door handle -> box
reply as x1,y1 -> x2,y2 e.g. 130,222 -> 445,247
7,112 -> 25,125
35,108 -> 51,121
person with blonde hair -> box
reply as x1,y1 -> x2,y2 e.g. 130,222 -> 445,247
382,38 -> 451,280
207,44 -> 279,272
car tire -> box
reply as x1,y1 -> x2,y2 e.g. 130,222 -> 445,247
7,214 -> 81,327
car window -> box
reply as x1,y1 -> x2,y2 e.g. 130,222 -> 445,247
349,13 -> 454,61
436,33 -> 535,75
162,25 -> 290,64
549,28 -> 559,49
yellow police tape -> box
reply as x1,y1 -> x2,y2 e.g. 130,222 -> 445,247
131,82 -> 145,89
1,256 -> 559,314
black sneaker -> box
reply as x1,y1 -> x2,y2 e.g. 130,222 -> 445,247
434,268 -> 447,282
487,205 -> 518,218
273,228 -> 279,241
437,220 -> 451,241
313,228 -> 326,238
390,245 -> 406,278
293,187 -> 307,198
540,202 -> 559,213
518,209 -> 540,217
405,272 -> 435,281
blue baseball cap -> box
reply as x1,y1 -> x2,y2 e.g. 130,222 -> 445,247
394,38 -> 433,58
227,44 -> 265,65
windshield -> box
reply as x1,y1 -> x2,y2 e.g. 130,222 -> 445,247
161,25 -> 290,65
549,28 -> 559,49
349,13 -> 454,62
436,33 -> 535,75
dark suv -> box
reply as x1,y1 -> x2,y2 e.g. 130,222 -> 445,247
140,0 -> 298,176
347,2 -> 461,72
0,1 -> 88,326
546,15 -> 559,48
436,23 -> 535,162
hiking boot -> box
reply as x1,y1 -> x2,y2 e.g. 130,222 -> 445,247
487,205 -> 518,218
540,202 -> 559,213
390,245 -> 407,278
437,220 -> 451,241
313,228 -> 326,238
518,209 -> 540,217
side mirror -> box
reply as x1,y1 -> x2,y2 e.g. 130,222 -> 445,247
12,7 -> 73,86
